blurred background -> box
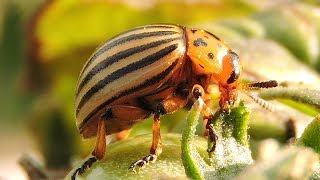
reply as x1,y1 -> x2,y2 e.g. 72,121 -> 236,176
0,0 -> 319,179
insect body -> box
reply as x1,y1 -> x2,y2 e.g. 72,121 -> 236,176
72,24 -> 277,179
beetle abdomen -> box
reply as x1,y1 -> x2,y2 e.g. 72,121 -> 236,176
75,24 -> 187,136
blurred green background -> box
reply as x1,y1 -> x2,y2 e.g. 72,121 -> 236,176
0,0 -> 319,179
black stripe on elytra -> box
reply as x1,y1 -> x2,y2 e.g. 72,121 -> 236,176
79,30 -> 178,78
76,37 -> 180,96
79,59 -> 179,130
76,44 -> 178,114
144,84 -> 171,97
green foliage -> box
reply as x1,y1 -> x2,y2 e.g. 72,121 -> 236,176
0,2 -> 30,126
253,9 -> 318,64
236,145 -> 319,179
28,98 -> 76,168
65,134 -> 207,180
181,99 -> 207,179
298,115 -> 320,153
34,1 -> 253,62
260,88 -> 320,116
260,88 -> 320,110
204,102 -> 252,180
220,101 -> 250,146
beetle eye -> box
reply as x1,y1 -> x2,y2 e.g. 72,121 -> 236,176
226,52 -> 240,84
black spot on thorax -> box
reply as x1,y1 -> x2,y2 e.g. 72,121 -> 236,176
193,38 -> 207,47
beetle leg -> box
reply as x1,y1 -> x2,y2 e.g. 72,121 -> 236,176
129,97 -> 187,173
93,115 -> 107,159
72,105 -> 151,179
128,104 -> 164,173
116,129 -> 132,141
191,84 -> 220,153
71,116 -> 107,180
205,110 -> 222,152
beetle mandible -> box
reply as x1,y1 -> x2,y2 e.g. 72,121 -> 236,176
72,24 -> 277,179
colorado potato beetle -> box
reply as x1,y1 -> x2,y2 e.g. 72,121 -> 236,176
72,24 -> 277,179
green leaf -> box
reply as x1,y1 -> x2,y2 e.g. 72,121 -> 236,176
216,18 -> 265,38
32,1 -> 253,62
181,99 -> 207,180
259,87 -> 320,116
194,22 -> 245,42
205,102 -> 252,179
231,39 -> 320,87
236,146 -> 319,179
65,134 -> 207,180
297,114 -> 320,153
253,8 -> 319,64
181,100 -> 253,180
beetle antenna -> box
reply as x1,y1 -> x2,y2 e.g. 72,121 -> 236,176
240,80 -> 277,111
242,80 -> 278,90
241,89 -> 275,112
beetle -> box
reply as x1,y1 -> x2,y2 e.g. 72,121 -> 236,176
72,24 -> 277,179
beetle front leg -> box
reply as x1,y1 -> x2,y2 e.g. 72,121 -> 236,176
191,84 -> 221,153
205,109 -> 222,153
129,97 -> 187,173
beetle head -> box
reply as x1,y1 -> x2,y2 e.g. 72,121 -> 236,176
213,51 -> 278,112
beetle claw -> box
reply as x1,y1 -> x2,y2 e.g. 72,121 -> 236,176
207,124 -> 218,153
129,154 -> 157,173
71,157 -> 97,180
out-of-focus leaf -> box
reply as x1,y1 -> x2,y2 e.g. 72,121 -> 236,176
253,7 -> 319,64
231,39 -> 320,88
297,114 -> 320,153
243,0 -> 293,10
292,3 -> 320,71
246,113 -> 287,142
311,168 -> 320,180
245,98 -> 315,143
194,22 -> 245,42
216,18 -> 265,38
235,146 -> 319,179
278,99 -> 319,118
65,134 -> 207,180
229,38 -> 319,141
0,2 -> 28,126
31,0 -> 253,63
28,97 -> 75,168
259,88 -> 320,116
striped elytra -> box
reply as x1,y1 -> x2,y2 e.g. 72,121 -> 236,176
72,24 -> 278,179
75,24 -> 239,138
